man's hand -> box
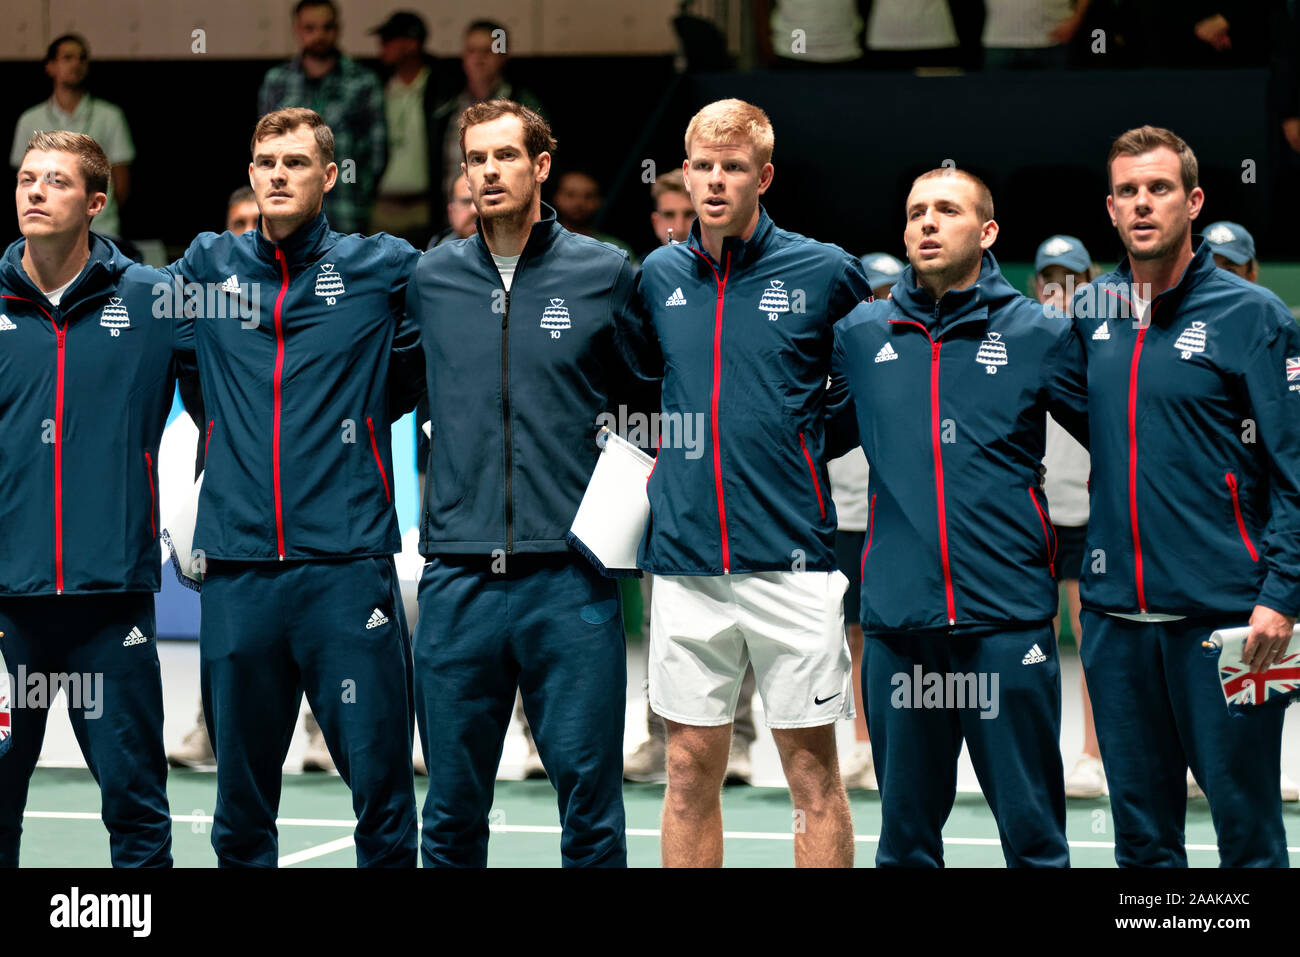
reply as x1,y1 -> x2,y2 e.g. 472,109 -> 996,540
1194,14 -> 1232,52
1242,604 -> 1296,673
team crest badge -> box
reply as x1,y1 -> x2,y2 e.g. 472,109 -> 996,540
759,280 -> 790,321
541,298 -> 571,337
100,297 -> 130,336
314,264 -> 345,304
1175,321 -> 1207,359
975,331 -> 1008,374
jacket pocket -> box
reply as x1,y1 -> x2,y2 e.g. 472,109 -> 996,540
366,417 -> 392,503
1225,471 -> 1259,562
144,452 -> 157,537
798,431 -> 826,520
1028,486 -> 1056,577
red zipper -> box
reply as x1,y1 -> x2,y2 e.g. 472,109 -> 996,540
272,248 -> 289,559
1127,321 -> 1149,611
860,493 -> 876,578
889,320 -> 955,624
204,419 -> 214,462
144,452 -> 157,537
798,432 -> 826,519
1028,486 -> 1056,577
366,417 -> 391,502
4,295 -> 66,591
694,247 -> 733,572
1225,472 -> 1259,562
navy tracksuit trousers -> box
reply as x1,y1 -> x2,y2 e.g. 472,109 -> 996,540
0,593 -> 171,867
1080,610 -> 1289,867
864,624 -> 1068,867
200,556 -> 417,867
414,553 -> 627,868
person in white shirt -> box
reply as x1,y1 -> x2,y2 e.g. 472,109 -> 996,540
983,0 -> 1092,70
10,34 -> 134,240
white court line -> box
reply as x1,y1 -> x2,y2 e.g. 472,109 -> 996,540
278,836 -> 355,867
24,812 -> 1300,854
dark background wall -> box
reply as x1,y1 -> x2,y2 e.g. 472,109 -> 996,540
0,58 -> 1281,262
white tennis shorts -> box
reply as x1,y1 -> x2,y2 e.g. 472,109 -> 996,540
649,570 -> 855,729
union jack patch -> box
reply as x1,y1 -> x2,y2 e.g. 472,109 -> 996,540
1286,356 -> 1300,382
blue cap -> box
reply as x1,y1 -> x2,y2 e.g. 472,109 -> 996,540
1202,221 -> 1255,265
860,252 -> 905,292
1034,235 -> 1091,275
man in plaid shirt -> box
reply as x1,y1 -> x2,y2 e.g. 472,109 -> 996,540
258,0 -> 386,234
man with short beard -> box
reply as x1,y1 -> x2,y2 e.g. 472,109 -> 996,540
169,107 -> 421,867
831,168 -> 1088,867
401,100 -> 654,867
1073,125 -> 1299,866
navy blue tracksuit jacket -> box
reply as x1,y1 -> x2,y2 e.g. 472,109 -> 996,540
832,252 -> 1090,634
169,212 -> 421,562
0,235 -> 187,595
1072,240 -> 1300,618
635,208 -> 871,575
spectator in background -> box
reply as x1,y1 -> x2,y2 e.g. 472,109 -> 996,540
258,0 -> 386,235
371,11 -> 437,247
1201,220 -> 1298,805
649,169 -> 695,249
1031,235 -> 1103,799
863,0 -> 962,70
426,174 -> 478,248
429,20 -> 545,212
1110,2 -> 1273,69
10,34 -> 134,241
1203,220 -> 1260,283
825,251 -> 906,792
552,169 -> 638,261
225,185 -> 260,236
754,0 -> 865,68
983,0 -> 1092,69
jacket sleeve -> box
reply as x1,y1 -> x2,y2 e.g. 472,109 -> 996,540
1243,313 -> 1300,616
388,241 -> 426,421
615,258 -> 662,384
824,322 -> 861,460
1042,314 -> 1090,451
829,254 -> 872,323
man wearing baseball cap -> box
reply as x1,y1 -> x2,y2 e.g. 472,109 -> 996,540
1032,234 -> 1103,800
1203,221 -> 1259,283
371,11 -> 437,246
860,252 -> 905,299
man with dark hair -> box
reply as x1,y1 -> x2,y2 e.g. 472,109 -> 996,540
552,169 -> 637,260
1074,125 -> 1299,866
400,99 -> 654,867
371,11 -> 436,246
167,107 -> 421,867
427,20 -> 544,227
0,131 -> 189,866
225,186 -> 259,236
258,0 -> 386,234
10,34 -> 134,239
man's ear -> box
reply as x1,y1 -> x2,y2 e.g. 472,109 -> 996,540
322,161 -> 338,194
1187,185 -> 1205,222
757,162 -> 774,195
980,218 -> 999,251
1105,193 -> 1118,228
86,190 -> 107,218
535,150 -> 552,185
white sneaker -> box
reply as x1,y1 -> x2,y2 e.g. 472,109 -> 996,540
1282,772 -> 1299,803
1187,768 -> 1205,799
1065,754 -> 1106,798
841,741 -> 877,790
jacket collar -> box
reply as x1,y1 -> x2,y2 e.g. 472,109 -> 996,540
890,251 -> 1016,334
253,210 -> 333,270
473,201 -> 561,265
686,204 -> 775,272
1113,236 -> 1217,320
1,232 -> 127,315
